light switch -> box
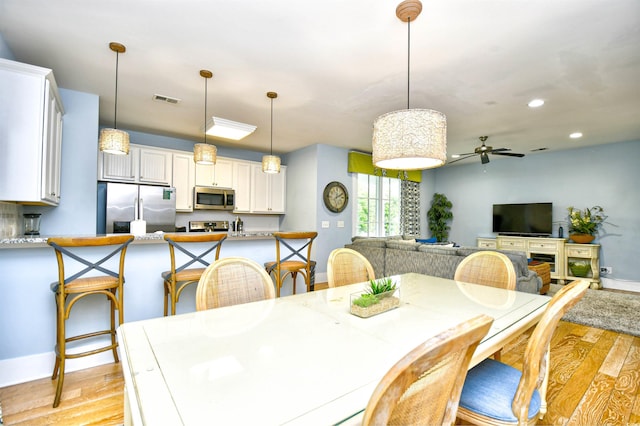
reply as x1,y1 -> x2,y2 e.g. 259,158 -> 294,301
321,221 -> 330,228
337,221 -> 345,228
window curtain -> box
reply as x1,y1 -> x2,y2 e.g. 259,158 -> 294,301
401,180 -> 421,236
347,152 -> 421,183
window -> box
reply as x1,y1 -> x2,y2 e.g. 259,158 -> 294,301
355,173 -> 401,236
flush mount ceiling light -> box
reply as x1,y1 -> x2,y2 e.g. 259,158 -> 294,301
193,70 -> 217,165
372,0 -> 447,170
262,91 -> 281,174
528,99 -> 545,108
99,42 -> 130,155
570,132 -> 583,139
205,117 -> 257,140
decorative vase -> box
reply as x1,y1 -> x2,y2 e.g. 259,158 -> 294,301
569,260 -> 591,277
570,234 -> 595,244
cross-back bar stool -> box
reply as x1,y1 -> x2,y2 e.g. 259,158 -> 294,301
47,234 -> 134,408
161,233 -> 227,315
265,231 -> 318,297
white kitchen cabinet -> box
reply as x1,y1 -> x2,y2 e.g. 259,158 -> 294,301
250,164 -> 286,214
0,58 -> 64,205
98,144 -> 172,186
172,153 -> 195,211
195,158 -> 233,187
232,160 -> 252,212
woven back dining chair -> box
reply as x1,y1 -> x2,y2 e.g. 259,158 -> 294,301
456,280 -> 589,425
454,250 -> 517,291
327,247 -> 375,288
47,234 -> 134,407
362,314 -> 494,425
196,257 -> 275,310
161,232 -> 226,315
264,231 -> 317,297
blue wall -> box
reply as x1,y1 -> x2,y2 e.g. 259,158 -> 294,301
428,140 -> 640,282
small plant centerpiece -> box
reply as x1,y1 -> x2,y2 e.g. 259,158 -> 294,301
567,205 -> 606,244
350,277 -> 400,318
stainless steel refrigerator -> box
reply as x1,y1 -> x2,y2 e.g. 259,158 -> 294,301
97,182 -> 176,234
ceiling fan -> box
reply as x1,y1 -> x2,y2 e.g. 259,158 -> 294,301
448,136 -> 525,165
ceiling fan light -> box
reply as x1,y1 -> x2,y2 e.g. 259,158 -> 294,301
372,109 -> 447,170
99,128 -> 130,155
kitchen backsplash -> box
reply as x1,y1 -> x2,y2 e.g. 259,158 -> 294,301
0,202 -> 22,238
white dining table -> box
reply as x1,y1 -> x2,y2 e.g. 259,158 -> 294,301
117,272 -> 550,425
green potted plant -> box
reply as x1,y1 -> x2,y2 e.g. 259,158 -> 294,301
427,193 -> 453,242
350,277 -> 400,318
567,205 -> 606,243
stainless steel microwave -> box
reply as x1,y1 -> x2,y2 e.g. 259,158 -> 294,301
193,186 -> 235,210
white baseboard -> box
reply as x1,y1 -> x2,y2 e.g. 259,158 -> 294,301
601,277 -> 640,292
0,344 -> 119,387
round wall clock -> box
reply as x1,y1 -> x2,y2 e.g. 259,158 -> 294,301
323,181 -> 349,213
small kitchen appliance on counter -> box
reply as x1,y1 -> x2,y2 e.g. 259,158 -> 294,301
23,213 -> 41,235
188,221 -> 230,233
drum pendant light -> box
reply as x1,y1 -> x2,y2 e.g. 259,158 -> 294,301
372,0 -> 447,170
194,70 -> 217,165
99,42 -> 130,155
262,91 -> 281,173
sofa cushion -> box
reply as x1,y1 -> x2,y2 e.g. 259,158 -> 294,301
386,240 -> 420,251
418,244 -> 459,256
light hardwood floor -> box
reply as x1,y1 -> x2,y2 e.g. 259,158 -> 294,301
2,323 -> 639,425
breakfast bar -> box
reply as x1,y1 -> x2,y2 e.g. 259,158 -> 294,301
0,232 -> 293,386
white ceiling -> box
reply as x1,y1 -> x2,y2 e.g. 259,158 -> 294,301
1,0 -> 639,166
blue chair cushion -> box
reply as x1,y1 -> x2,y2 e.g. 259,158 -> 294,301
459,358 -> 541,423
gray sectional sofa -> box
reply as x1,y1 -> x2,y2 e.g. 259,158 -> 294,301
345,236 -> 544,294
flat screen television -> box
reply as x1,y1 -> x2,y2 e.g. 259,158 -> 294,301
492,202 -> 552,236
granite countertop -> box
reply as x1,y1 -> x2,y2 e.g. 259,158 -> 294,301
0,231 -> 274,249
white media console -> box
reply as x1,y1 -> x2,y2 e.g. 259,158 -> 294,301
477,236 -> 601,289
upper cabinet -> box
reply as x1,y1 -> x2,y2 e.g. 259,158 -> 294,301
0,58 -> 64,205
250,164 -> 286,214
98,144 -> 173,186
195,158 -> 233,188
232,160 -> 252,213
172,152 -> 195,212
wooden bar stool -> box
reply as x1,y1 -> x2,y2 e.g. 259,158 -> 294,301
264,231 -> 318,297
161,233 -> 227,316
47,234 -> 134,408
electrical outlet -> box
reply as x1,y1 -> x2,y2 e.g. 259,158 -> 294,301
600,266 -> 612,275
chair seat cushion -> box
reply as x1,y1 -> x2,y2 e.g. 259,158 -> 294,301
161,268 -> 206,282
264,260 -> 316,272
459,358 -> 541,423
50,276 -> 120,294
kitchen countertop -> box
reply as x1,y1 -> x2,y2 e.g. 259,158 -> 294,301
0,232 -> 274,249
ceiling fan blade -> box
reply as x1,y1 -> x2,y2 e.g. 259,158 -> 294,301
447,154 -> 477,164
490,148 -> 511,153
480,152 -> 490,164
492,152 -> 525,158
454,151 -> 477,156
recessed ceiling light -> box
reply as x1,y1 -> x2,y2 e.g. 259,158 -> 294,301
527,99 -> 545,108
570,132 -> 583,139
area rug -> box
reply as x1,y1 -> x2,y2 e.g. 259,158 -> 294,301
549,284 -> 640,337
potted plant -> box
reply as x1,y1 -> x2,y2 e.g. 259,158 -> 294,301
567,206 -> 606,243
427,193 -> 453,242
350,277 -> 400,318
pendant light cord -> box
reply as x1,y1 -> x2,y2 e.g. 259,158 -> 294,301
203,76 -> 208,145
270,97 -> 274,155
407,16 -> 411,110
114,50 -> 119,129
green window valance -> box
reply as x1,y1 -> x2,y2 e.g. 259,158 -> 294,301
347,152 -> 422,183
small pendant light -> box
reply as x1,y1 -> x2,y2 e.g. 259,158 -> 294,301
262,91 -> 281,173
194,70 -> 217,165
99,42 -> 130,155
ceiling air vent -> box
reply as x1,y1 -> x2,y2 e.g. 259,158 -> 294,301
153,94 -> 181,105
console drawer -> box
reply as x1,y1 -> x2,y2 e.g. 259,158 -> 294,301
566,246 -> 597,258
529,240 -> 559,252
498,239 -> 526,250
